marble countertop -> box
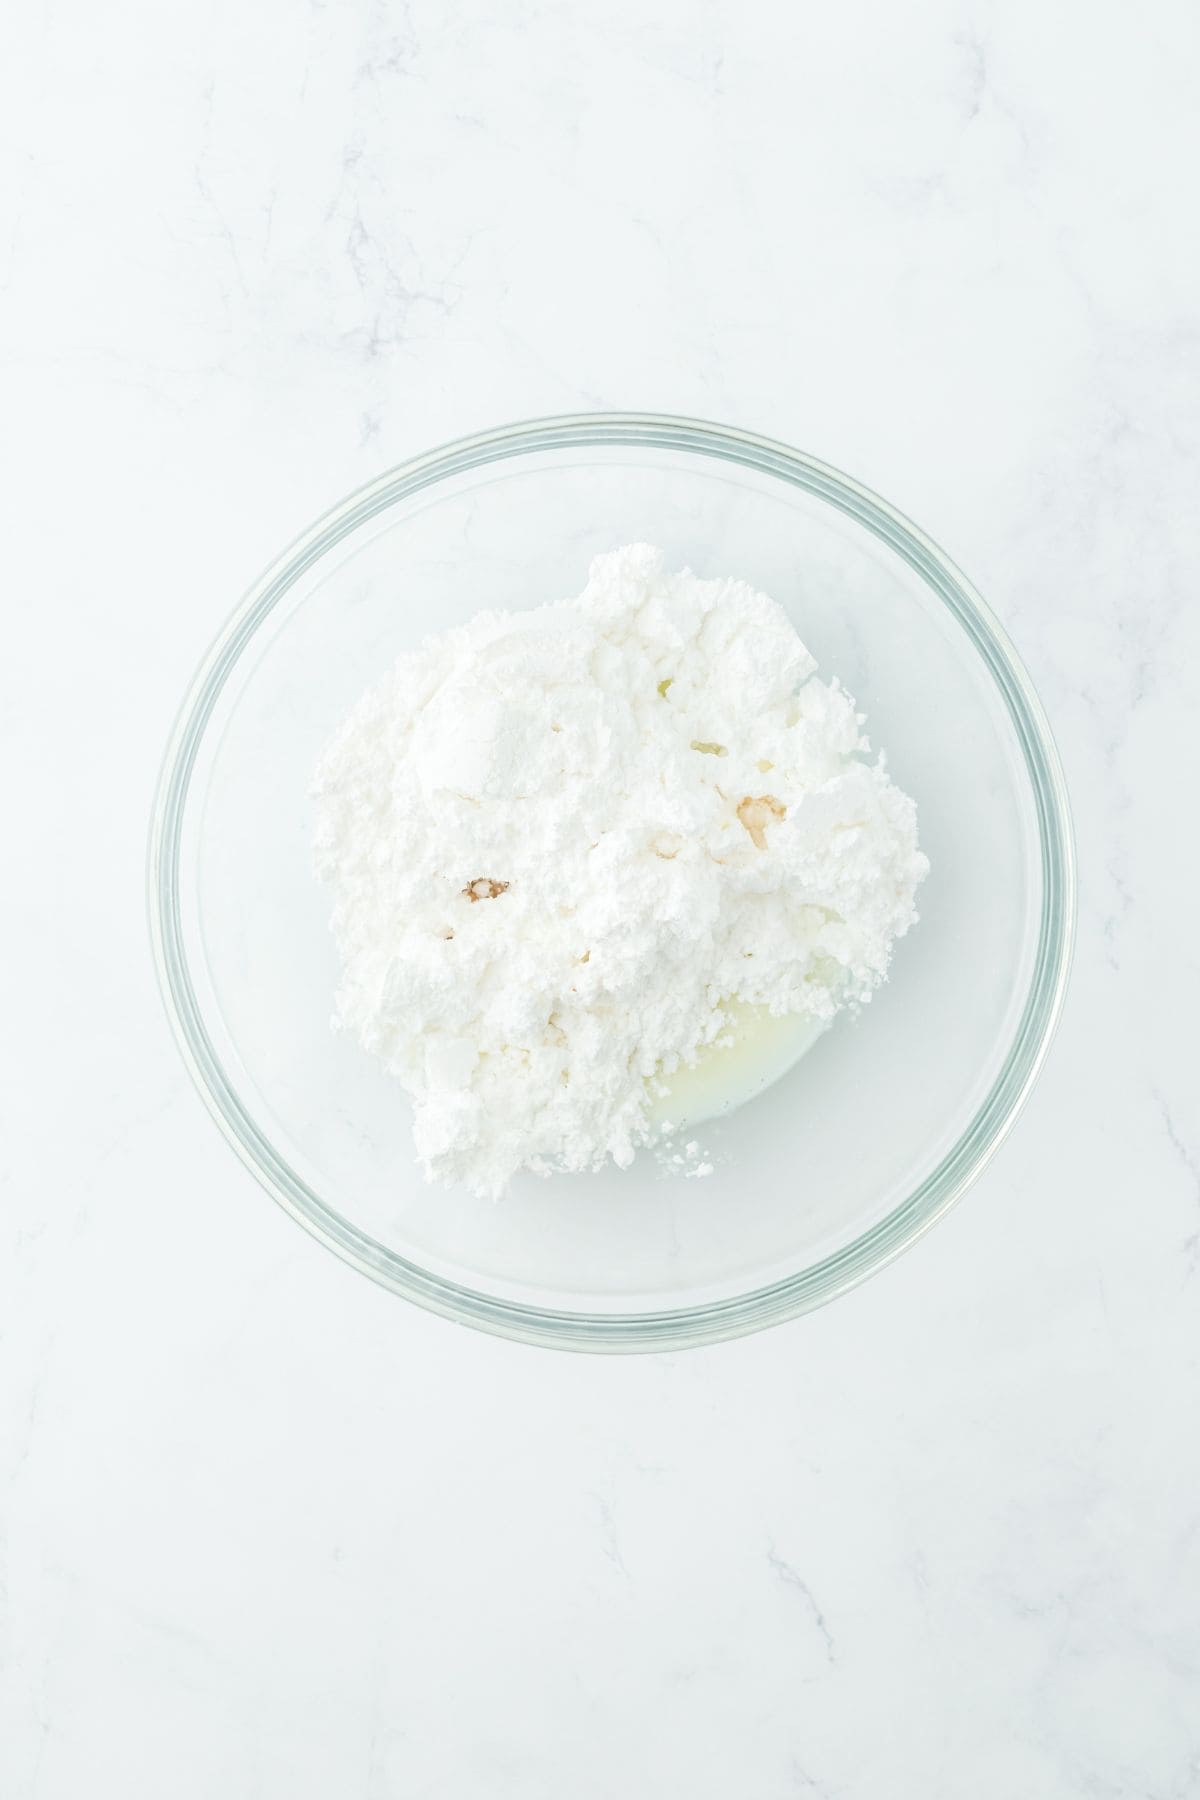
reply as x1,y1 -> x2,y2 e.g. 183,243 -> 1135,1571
4,3 -> 1199,1795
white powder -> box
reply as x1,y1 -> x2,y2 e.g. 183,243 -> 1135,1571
313,546 -> 928,1197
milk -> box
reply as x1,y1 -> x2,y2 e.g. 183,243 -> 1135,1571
650,1001 -> 826,1130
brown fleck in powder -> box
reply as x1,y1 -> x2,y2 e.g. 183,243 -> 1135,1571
736,794 -> 786,850
463,878 -> 510,902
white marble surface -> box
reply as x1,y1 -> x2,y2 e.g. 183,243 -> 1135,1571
3,2 -> 1200,1794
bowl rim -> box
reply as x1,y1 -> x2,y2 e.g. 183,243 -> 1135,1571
148,411 -> 1075,1352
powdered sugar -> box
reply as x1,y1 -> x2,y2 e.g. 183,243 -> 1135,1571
312,546 -> 928,1197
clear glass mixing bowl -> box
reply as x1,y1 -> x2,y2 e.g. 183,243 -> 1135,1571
149,415 -> 1074,1351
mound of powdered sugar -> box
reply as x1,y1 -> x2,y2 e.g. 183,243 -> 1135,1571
312,545 -> 928,1197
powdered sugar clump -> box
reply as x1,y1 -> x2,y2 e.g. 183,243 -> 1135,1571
313,546 -> 928,1197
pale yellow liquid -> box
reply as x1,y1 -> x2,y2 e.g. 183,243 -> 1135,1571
649,1001 -> 826,1130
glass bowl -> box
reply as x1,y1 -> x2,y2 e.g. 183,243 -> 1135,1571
149,415 -> 1074,1351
